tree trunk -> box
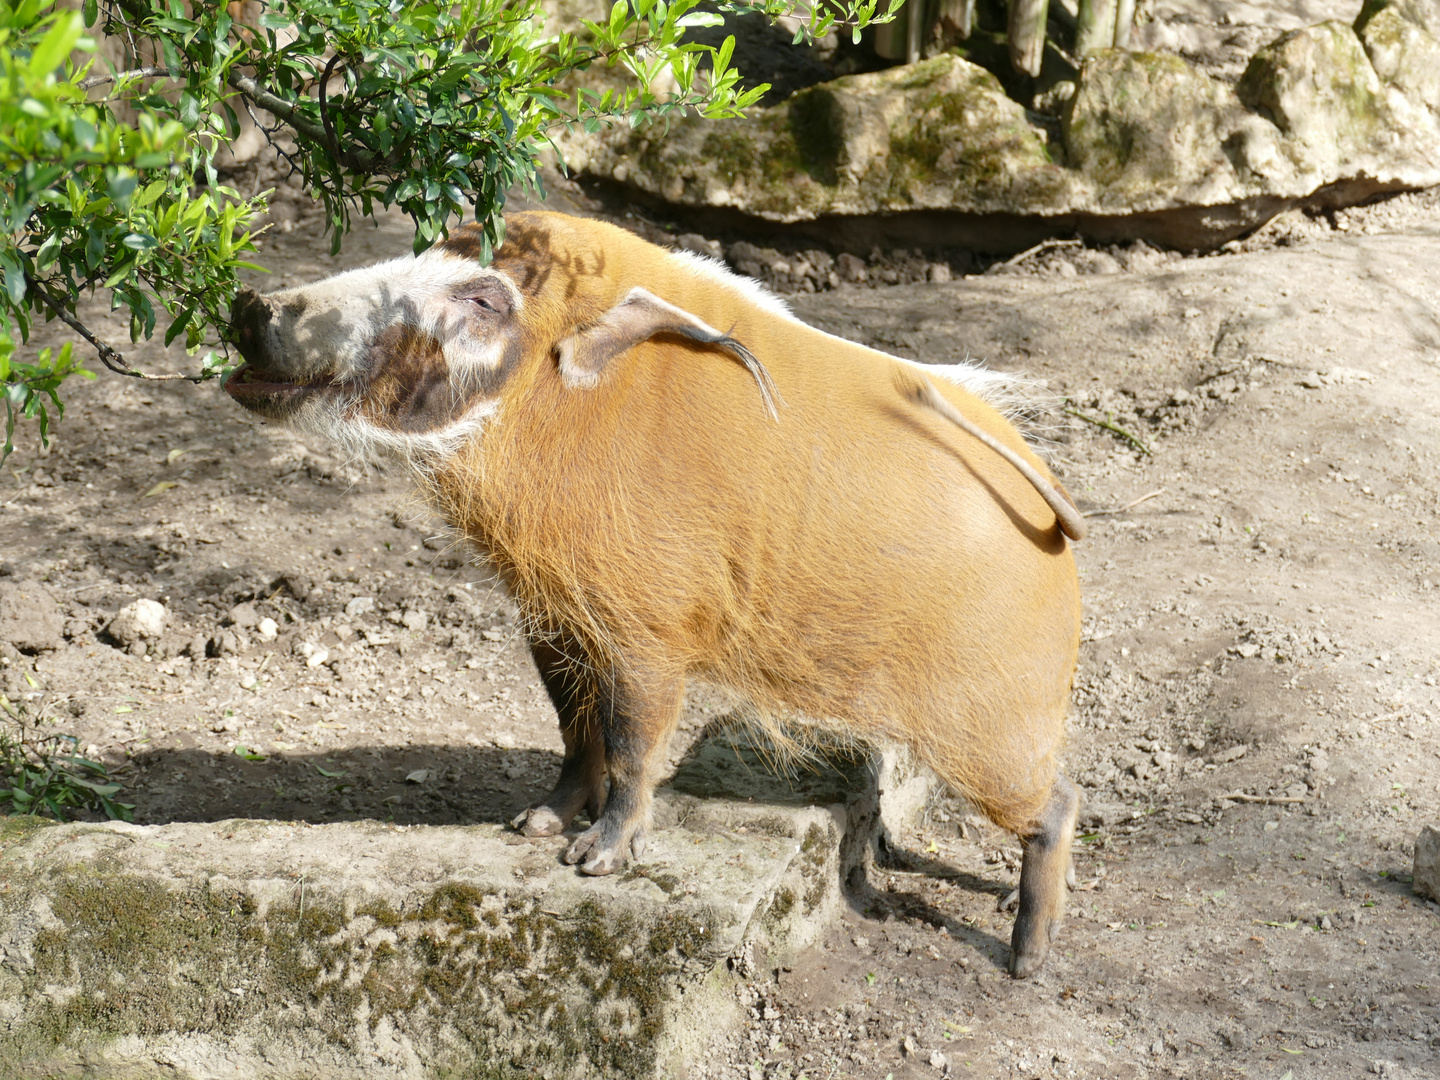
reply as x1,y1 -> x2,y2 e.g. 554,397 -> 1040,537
1075,0 -> 1117,56
1008,0 -> 1049,77
875,0 -> 909,60
935,0 -> 975,41
1114,0 -> 1136,48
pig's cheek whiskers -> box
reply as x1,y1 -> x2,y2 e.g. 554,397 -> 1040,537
324,400 -> 499,471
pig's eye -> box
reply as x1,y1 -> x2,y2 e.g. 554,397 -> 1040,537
455,279 -> 512,317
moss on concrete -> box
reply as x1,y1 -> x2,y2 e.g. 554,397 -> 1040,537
1,858 -> 718,1079
0,814 -> 55,849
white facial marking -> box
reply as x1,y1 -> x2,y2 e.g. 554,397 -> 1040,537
283,386 -> 499,471
258,246 -> 522,383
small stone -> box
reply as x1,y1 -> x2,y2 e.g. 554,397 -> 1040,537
344,596 -> 376,619
208,629 -> 241,658
406,769 -> 430,784
676,233 -> 723,259
0,580 -> 64,652
1212,744 -> 1248,764
836,253 -> 867,283
257,617 -> 279,642
901,1035 -> 920,1057
401,609 -> 428,632
926,262 -> 952,283
929,1049 -> 947,1069
108,599 -> 167,645
296,641 -> 330,668
1415,825 -> 1440,902
1081,802 -> 1137,827
225,602 -> 259,629
1150,1039 -> 1165,1055
482,628 -> 505,642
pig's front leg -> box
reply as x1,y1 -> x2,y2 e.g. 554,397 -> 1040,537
562,666 -> 683,876
510,637 -> 609,837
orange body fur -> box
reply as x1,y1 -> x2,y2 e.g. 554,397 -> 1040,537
430,213 -> 1081,834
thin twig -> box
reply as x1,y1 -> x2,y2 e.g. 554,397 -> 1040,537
317,52 -> 345,165
1003,237 -> 1082,268
1218,792 -> 1307,805
77,65 -> 177,91
23,273 -> 204,383
1062,403 -> 1152,455
1085,488 -> 1167,518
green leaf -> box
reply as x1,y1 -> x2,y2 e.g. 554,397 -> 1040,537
28,11 -> 85,78
0,253 -> 26,305
164,304 -> 196,347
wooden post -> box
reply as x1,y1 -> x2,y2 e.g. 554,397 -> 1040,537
935,0 -> 975,41
1114,0 -> 1136,48
1008,0 -> 1050,77
1075,0 -> 1116,55
875,0 -> 908,60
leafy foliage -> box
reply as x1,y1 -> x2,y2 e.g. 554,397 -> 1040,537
0,0 -> 899,459
0,692 -> 133,821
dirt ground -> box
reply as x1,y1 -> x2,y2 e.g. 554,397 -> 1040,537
5,179 -> 1440,1079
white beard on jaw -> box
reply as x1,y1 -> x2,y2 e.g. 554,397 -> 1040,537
284,392 -> 501,473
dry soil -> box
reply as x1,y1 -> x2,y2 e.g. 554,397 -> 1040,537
3,192 -> 1440,1080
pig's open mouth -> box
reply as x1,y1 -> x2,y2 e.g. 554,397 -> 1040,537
224,364 -> 346,416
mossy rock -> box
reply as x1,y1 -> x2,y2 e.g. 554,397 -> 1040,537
564,53 -> 1081,221
1357,1 -> 1440,112
1062,50 -> 1249,209
0,757 -> 862,1080
1237,21 -> 1392,178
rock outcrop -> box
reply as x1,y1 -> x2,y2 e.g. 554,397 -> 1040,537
559,2 -> 1440,250
0,737 -> 936,1080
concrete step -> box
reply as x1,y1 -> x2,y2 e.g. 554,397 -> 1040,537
0,735 -> 934,1079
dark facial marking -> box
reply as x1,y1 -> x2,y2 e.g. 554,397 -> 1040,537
454,277 -> 515,317
359,324 -> 463,434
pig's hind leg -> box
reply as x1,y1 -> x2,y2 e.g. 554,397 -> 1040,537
510,638 -> 608,837
1008,774 -> 1080,979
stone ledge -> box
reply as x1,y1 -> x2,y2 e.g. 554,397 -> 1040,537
0,737 -> 936,1080
557,1 -> 1440,250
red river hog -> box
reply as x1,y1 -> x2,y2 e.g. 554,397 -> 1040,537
225,211 -> 1086,977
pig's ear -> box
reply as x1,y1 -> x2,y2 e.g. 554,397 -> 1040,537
556,287 -> 779,418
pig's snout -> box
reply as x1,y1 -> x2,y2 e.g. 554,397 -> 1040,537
230,287 -> 278,367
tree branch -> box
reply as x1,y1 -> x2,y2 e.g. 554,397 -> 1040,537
77,65 -> 177,91
23,273 -> 203,384
227,69 -> 386,172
